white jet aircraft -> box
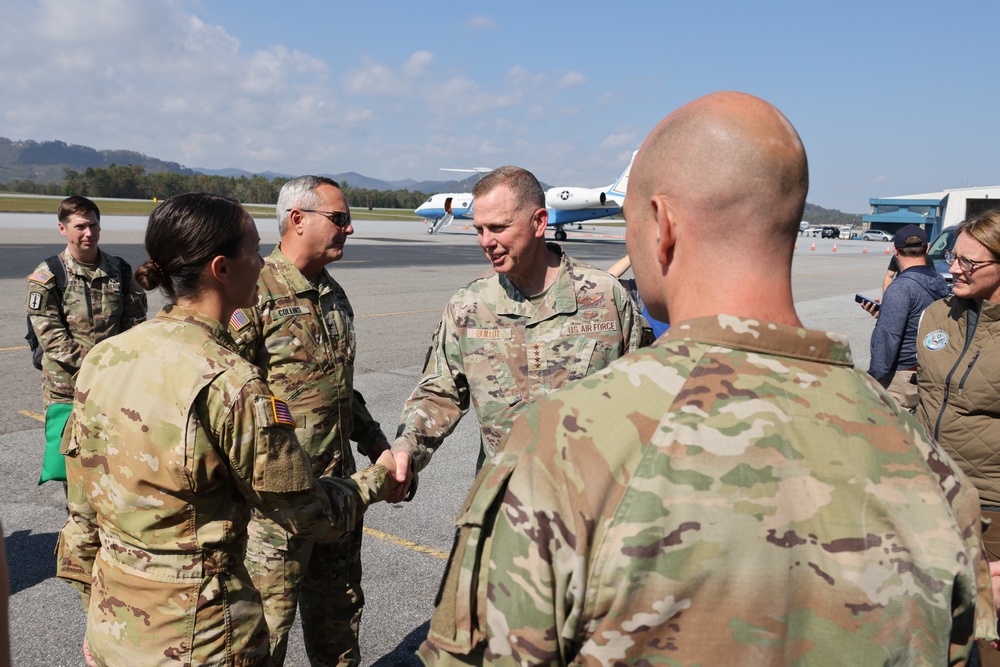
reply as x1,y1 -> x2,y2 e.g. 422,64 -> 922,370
415,152 -> 637,239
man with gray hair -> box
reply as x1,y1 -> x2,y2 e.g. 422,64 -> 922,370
230,175 -> 390,666
391,165 -> 646,489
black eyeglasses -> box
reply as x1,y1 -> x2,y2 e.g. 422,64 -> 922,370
289,208 -> 351,228
944,250 -> 1000,272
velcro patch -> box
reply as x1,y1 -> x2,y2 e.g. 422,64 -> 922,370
28,292 -> 42,310
563,321 -> 618,335
468,328 -> 512,339
271,397 -> 296,426
229,309 -> 251,331
27,272 -> 53,285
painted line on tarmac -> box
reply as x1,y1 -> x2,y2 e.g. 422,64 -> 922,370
0,345 -> 29,352
363,526 -> 449,559
19,409 -> 44,422
356,308 -> 441,319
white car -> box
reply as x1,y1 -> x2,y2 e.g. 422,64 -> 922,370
861,229 -> 893,242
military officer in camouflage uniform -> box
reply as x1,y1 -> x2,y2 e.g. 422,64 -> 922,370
25,195 -> 147,406
230,176 -> 390,666
56,193 -> 397,667
419,93 -> 996,666
391,166 -> 645,488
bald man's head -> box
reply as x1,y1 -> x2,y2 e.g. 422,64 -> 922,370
630,91 -> 808,247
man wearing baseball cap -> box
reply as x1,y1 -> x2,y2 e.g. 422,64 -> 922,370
866,224 -> 949,411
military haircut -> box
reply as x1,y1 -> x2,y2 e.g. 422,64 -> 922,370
136,193 -> 248,300
276,176 -> 341,235
897,238 -> 929,258
57,195 -> 100,223
472,166 -> 544,212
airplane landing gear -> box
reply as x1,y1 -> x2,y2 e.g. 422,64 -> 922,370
554,227 -> 567,241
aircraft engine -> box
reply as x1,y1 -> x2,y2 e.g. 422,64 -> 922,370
545,187 -> 607,210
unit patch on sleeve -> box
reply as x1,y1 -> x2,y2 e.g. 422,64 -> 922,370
229,309 -> 251,331
28,292 -> 42,310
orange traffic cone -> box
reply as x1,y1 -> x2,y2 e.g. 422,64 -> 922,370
885,246 -> 891,255
863,246 -> 868,254
810,243 -> 816,251
832,244 -> 837,252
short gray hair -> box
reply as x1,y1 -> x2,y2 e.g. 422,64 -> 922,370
276,175 -> 340,235
472,166 -> 544,212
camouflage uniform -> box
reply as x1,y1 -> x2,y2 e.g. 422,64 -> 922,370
394,243 -> 643,471
231,246 -> 386,666
25,249 -> 147,406
56,305 -> 392,667
420,315 -> 996,666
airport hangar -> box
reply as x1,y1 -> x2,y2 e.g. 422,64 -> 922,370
862,185 -> 1000,239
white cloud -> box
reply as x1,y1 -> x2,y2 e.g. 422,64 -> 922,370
557,71 -> 587,90
402,50 -> 435,78
599,128 -> 639,150
466,15 -> 497,30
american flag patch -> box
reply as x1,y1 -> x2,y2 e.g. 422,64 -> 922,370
271,397 -> 296,426
27,272 -> 53,285
230,309 -> 250,330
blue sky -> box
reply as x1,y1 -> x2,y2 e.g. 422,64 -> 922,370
2,0 -> 997,212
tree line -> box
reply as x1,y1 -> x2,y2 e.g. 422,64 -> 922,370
2,164 -> 431,210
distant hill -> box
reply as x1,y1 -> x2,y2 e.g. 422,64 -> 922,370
0,137 -> 862,217
0,138 -> 198,183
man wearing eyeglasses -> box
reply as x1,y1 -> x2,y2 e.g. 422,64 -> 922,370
865,224 -> 949,411
230,175 -> 390,666
390,165 -> 645,489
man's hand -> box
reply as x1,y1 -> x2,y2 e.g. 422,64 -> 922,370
386,450 -> 414,503
860,298 -> 881,319
83,634 -> 97,667
367,437 -> 391,466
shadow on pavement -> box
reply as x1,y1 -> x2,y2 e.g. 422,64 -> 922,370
5,529 -> 57,595
370,620 -> 428,666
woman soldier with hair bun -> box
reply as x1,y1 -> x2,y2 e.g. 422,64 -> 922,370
56,193 -> 397,667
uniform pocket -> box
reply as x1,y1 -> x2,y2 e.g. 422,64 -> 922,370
462,343 -> 521,418
428,454 -> 517,654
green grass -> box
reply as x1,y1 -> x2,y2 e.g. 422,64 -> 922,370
0,195 -> 423,220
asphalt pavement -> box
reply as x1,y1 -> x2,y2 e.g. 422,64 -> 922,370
0,216 -> 889,665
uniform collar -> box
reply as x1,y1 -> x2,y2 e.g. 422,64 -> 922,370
495,243 -> 577,322
269,245 -> 334,296
61,249 -> 114,278
158,304 -> 238,349
662,315 -> 854,366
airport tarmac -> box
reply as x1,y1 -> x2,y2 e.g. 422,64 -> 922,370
0,214 -> 890,665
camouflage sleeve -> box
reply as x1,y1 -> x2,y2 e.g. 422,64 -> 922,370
26,278 -> 85,371
393,309 -> 471,473
55,408 -> 99,610
229,307 -> 263,364
121,273 -> 148,330
216,378 -> 392,542
351,389 -> 388,458
613,278 -> 646,352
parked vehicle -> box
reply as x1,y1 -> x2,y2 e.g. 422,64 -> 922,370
927,227 -> 959,284
821,226 -> 839,238
862,229 -> 893,241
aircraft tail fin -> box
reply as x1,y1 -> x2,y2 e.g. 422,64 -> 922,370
606,150 -> 638,198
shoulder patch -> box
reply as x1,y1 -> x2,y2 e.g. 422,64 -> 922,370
271,397 -> 296,426
229,309 -> 251,331
923,330 -> 948,351
27,272 -> 54,285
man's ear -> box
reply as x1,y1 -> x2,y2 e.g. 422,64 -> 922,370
57,222 -> 68,238
289,209 -> 306,236
532,207 -> 549,238
651,194 -> 676,268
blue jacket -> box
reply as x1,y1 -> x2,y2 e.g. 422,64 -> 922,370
868,264 -> 950,383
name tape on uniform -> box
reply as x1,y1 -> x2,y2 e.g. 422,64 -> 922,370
468,328 -> 513,340
273,306 -> 309,320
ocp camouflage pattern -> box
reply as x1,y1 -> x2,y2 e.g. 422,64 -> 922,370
420,315 -> 996,666
232,246 -> 385,664
56,305 -> 391,667
394,244 -> 644,470
25,249 -> 146,405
